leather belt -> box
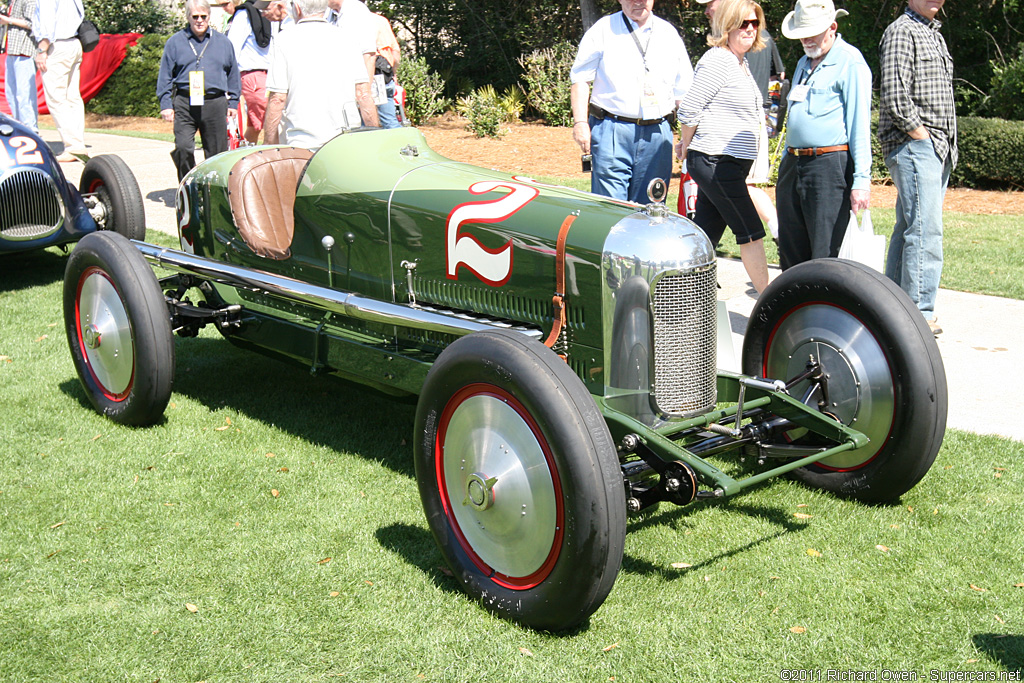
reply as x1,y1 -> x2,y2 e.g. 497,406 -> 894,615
177,89 -> 226,100
788,144 -> 849,156
241,69 -> 267,75
589,104 -> 671,127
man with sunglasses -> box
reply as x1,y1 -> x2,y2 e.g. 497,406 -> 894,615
157,0 -> 241,181
775,0 -> 872,270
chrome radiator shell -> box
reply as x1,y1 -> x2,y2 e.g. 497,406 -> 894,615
0,167 -> 65,241
601,209 -> 718,423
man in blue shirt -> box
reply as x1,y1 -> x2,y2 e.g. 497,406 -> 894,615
776,0 -> 872,269
157,0 -> 241,181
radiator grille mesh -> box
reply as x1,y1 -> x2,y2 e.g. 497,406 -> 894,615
652,266 -> 718,416
0,168 -> 65,240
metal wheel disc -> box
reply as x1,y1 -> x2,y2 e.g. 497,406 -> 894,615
437,385 -> 562,587
75,266 -> 135,399
765,303 -> 894,469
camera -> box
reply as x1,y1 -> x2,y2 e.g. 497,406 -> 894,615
581,154 -> 593,173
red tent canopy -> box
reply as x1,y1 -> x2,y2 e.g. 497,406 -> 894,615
0,33 -> 141,116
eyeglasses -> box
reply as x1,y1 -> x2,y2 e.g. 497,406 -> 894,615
190,14 -> 209,20
739,19 -> 760,30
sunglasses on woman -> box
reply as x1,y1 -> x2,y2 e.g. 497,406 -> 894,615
739,19 -> 760,30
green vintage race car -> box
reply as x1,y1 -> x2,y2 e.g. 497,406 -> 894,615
63,127 -> 946,631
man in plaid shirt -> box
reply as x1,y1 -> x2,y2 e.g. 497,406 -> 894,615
1,0 -> 38,131
879,0 -> 956,336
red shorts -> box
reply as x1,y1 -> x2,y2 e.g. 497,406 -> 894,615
240,70 -> 268,132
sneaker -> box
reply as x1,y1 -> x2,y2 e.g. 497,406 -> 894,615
927,316 -> 942,336
55,152 -> 78,163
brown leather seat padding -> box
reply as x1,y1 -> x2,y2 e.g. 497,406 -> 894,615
227,147 -> 314,259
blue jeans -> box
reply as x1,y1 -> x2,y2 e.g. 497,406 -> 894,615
377,80 -> 400,129
5,54 -> 39,131
589,116 -> 672,204
884,138 -> 950,321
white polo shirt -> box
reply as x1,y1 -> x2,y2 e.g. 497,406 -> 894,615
266,17 -> 369,148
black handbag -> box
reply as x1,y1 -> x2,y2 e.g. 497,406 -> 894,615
77,20 -> 100,53
375,55 -> 394,83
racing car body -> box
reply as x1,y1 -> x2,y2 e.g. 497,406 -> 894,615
0,113 -> 145,254
63,126 -> 947,631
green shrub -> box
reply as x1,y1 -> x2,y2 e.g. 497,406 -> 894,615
86,0 -> 178,33
396,56 -> 450,126
987,48 -> 1024,121
456,85 -> 508,138
951,116 -> 1024,188
867,115 -> 1023,189
499,87 -> 525,124
518,41 -> 575,127
86,34 -> 169,118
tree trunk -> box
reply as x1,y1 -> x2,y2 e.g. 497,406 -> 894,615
580,0 -> 598,32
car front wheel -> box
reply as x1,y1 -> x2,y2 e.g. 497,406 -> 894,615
63,232 -> 174,426
80,155 -> 146,241
742,259 -> 947,502
414,330 -> 626,631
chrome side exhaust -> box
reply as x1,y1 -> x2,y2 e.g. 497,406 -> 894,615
133,241 -> 520,339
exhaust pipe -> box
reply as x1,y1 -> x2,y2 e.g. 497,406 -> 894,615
133,241 -> 519,339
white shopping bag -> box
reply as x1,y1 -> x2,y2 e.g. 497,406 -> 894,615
839,209 -> 885,272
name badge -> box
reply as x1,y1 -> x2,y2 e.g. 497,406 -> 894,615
789,83 -> 809,103
189,70 -> 205,107
641,79 -> 659,110
372,74 -> 387,106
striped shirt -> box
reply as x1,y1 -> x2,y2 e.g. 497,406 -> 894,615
878,8 -> 957,167
677,47 -> 762,160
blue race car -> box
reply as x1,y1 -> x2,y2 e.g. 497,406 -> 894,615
0,112 -> 144,254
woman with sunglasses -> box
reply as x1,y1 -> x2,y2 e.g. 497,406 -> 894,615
675,0 -> 770,294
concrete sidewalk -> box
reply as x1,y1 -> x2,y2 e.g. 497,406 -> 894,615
45,129 -> 1023,442
716,259 -> 1022,442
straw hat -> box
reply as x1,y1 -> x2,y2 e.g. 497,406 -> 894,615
781,0 -> 848,39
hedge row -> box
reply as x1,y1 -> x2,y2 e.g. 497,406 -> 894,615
87,36 -> 1023,190
86,34 -> 168,119
949,117 -> 1024,189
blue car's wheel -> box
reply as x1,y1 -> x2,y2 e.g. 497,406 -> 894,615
64,232 -> 173,426
80,155 -> 146,241
414,330 -> 626,631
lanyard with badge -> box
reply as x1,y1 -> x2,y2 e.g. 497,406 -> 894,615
623,14 -> 659,111
188,36 -> 210,107
789,61 -> 819,104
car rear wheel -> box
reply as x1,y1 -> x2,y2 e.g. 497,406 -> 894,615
80,155 -> 146,241
64,232 -> 174,426
741,259 -> 947,502
414,330 -> 626,631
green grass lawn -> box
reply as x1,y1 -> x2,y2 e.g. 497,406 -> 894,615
1,244 -> 1022,682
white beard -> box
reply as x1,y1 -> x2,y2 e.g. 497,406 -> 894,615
802,44 -> 824,59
